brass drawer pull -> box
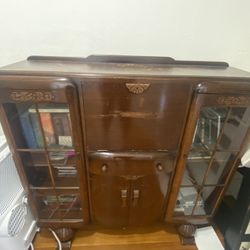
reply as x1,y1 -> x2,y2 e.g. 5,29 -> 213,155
133,189 -> 140,207
121,189 -> 128,208
101,164 -> 108,173
156,163 -> 163,171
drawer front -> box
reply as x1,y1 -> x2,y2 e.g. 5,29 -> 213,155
88,152 -> 174,177
82,78 -> 192,151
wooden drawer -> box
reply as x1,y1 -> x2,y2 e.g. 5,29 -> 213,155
82,78 -> 192,151
88,151 -> 174,177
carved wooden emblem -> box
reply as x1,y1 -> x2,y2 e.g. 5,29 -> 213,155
125,83 -> 150,94
217,96 -> 250,106
10,91 -> 55,102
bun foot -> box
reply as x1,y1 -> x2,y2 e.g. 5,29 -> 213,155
178,224 -> 196,245
50,228 -> 74,250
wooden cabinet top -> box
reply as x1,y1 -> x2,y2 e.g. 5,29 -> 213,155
0,55 -> 250,80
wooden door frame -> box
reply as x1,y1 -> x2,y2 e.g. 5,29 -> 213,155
0,75 -> 90,226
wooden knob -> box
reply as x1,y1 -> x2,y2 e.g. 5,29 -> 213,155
101,164 -> 108,172
156,163 -> 163,171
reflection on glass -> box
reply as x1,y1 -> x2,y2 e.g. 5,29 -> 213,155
219,107 -> 250,151
192,107 -> 228,150
184,152 -> 236,186
174,187 -> 202,216
174,186 -> 223,216
205,152 -> 235,185
193,186 -> 223,215
185,159 -> 209,185
19,151 -> 52,187
37,193 -> 81,219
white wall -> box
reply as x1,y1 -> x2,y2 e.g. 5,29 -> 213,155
0,0 -> 250,71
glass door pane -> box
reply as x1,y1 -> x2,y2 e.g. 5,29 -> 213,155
49,150 -> 79,187
192,186 -> 223,215
19,151 -> 52,187
174,105 -> 250,217
219,107 -> 250,151
3,103 -> 74,150
192,107 -> 228,151
34,191 -> 82,220
3,103 -> 44,149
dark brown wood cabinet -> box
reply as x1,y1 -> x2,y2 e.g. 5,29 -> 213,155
89,152 -> 174,227
0,55 -> 250,249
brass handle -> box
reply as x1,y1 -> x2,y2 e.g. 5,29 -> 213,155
121,189 -> 128,208
132,189 -> 140,207
101,164 -> 108,173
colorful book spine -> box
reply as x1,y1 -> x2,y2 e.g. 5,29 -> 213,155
52,113 -> 71,137
40,113 -> 56,146
29,113 -> 44,148
18,107 -> 38,148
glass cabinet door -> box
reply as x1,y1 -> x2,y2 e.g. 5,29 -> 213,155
174,96 -> 250,218
0,82 -> 89,224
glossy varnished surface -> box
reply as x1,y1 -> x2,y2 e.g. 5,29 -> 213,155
82,78 -> 192,151
1,57 -> 250,80
33,223 -> 199,250
88,152 -> 174,226
0,56 -> 250,238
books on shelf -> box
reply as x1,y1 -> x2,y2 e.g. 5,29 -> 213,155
18,106 -> 73,148
17,106 -> 38,148
43,195 -> 79,209
29,113 -> 44,147
58,136 -> 72,147
52,113 -> 71,136
54,165 -> 77,177
40,112 -> 56,146
28,108 -> 69,113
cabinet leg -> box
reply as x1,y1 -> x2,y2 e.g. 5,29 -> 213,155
177,224 -> 196,245
57,241 -> 72,250
50,228 -> 74,250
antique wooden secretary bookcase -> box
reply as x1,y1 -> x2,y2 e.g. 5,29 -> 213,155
0,55 -> 250,249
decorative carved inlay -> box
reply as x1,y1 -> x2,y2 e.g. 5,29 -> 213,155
217,96 -> 250,106
125,83 -> 150,94
10,91 -> 55,102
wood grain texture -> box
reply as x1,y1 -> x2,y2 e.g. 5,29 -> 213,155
34,224 -> 198,250
0,56 -> 248,247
